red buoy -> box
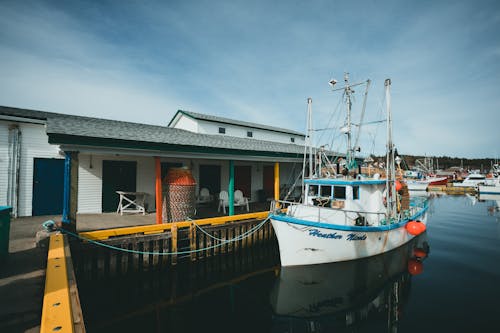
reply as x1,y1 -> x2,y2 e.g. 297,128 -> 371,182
406,221 -> 426,236
395,180 -> 403,192
413,248 -> 428,259
408,259 -> 423,275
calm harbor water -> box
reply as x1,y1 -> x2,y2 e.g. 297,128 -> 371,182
77,195 -> 500,333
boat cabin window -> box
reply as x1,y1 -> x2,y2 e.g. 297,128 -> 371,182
353,186 -> 359,200
308,185 -> 319,196
333,186 -> 346,199
320,185 -> 332,197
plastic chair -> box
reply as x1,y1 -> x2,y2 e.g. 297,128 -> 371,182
234,190 -> 250,212
218,190 -> 229,214
197,187 -> 212,204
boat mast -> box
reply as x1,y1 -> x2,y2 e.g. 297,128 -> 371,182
344,73 -> 353,170
385,78 -> 397,219
308,98 -> 313,178
330,73 -> 369,174
302,98 -> 313,199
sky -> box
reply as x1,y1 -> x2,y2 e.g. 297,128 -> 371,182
0,0 -> 499,159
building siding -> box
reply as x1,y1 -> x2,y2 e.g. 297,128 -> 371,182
197,120 -> 304,145
175,115 -> 199,133
0,123 -> 9,207
0,121 -> 62,216
77,154 -> 158,214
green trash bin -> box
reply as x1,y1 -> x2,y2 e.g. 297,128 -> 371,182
0,206 -> 12,259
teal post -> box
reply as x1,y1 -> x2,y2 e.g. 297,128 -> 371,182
61,151 -> 78,232
229,160 -> 235,216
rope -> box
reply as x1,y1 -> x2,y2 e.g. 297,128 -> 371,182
191,217 -> 270,243
41,217 -> 271,256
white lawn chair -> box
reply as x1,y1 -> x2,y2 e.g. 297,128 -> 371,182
234,190 -> 250,212
218,190 -> 229,214
197,187 -> 212,204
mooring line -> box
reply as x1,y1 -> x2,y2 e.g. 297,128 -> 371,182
41,218 -> 270,256
190,217 -> 270,243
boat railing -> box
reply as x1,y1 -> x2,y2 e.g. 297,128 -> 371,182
270,199 -> 387,227
270,198 -> 428,227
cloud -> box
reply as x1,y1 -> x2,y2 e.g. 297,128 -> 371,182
0,0 -> 499,158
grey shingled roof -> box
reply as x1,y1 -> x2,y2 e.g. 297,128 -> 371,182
170,110 -> 305,137
0,106 -> 305,155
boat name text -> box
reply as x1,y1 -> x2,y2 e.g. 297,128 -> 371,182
346,233 -> 367,241
308,229 -> 366,241
308,229 -> 342,239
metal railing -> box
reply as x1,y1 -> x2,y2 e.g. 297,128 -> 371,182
270,198 -> 427,227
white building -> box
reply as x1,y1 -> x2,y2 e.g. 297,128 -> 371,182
1,106 -> 307,217
168,110 -> 305,145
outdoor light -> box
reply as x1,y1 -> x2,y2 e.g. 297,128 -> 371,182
329,79 -> 338,87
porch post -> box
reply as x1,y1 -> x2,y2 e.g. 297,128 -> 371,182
62,151 -> 78,232
274,162 -> 280,201
229,160 -> 235,216
155,157 -> 162,224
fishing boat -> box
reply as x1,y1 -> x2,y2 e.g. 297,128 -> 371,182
478,177 -> 500,195
269,75 -> 429,267
453,172 -> 486,187
405,176 -> 448,191
405,179 -> 429,191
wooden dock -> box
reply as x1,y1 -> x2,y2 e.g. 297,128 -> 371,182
70,212 -> 275,279
428,184 -> 477,195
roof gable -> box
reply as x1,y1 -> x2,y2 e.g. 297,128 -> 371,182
169,110 -> 305,137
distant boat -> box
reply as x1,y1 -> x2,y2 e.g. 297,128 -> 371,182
405,176 -> 448,191
478,176 -> 500,195
453,173 -> 486,187
269,75 -> 429,266
405,179 -> 429,191
426,176 -> 449,186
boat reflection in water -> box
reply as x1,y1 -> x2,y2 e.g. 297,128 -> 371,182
270,233 -> 430,332
478,193 -> 500,215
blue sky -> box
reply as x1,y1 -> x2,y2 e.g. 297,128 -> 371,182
0,0 -> 499,159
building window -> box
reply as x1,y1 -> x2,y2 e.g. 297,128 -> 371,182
290,137 -> 295,143
247,131 -> 253,138
219,127 -> 226,134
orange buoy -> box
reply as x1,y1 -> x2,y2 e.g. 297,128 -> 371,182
413,248 -> 428,259
395,180 -> 403,192
406,220 -> 426,236
408,259 -> 423,275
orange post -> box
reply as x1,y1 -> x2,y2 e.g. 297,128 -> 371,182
155,157 -> 162,224
274,162 -> 280,201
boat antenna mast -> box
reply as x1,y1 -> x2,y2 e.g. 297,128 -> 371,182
385,78 -> 397,219
302,98 -> 314,200
329,73 -> 370,174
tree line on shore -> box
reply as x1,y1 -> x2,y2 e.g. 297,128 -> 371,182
371,154 -> 497,172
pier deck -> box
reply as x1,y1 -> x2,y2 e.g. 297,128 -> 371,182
0,202 -> 271,332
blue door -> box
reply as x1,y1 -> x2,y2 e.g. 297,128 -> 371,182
32,158 -> 65,216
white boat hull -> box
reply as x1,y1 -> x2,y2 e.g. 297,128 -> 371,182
478,184 -> 500,195
405,180 -> 428,191
270,212 -> 427,266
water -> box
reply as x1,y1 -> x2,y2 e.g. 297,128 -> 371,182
77,195 -> 500,332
